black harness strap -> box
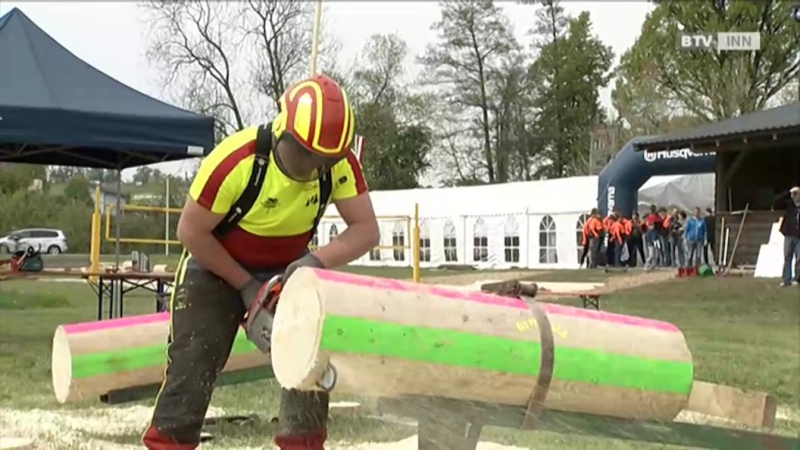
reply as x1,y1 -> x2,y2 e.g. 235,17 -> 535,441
312,171 -> 333,243
212,125 -> 332,245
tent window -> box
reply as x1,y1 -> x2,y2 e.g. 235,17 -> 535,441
576,213 -> 590,260
419,221 -> 431,262
369,231 -> 381,261
392,222 -> 405,262
329,224 -> 339,242
504,217 -> 520,263
473,218 -> 488,262
538,215 -> 558,264
443,221 -> 457,262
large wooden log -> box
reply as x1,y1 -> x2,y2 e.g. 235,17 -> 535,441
271,268 -> 695,422
51,313 -> 269,403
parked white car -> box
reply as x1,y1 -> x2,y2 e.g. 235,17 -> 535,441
0,228 -> 68,254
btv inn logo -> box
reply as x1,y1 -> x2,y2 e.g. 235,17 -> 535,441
643,149 -> 712,163
679,32 -> 761,51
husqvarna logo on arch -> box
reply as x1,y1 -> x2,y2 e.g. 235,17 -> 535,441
643,149 -> 711,163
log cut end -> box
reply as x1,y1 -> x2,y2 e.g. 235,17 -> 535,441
272,267 -> 328,390
51,325 -> 72,404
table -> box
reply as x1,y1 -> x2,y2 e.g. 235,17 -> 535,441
0,270 -> 175,320
83,271 -> 175,320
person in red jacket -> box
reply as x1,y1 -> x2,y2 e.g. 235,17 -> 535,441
644,205 -> 663,270
626,212 -> 645,267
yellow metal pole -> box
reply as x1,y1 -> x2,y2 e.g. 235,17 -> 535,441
89,185 -> 101,281
412,203 -> 421,283
309,0 -> 324,76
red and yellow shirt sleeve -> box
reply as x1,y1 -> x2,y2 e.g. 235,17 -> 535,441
330,150 -> 368,202
188,128 -> 258,214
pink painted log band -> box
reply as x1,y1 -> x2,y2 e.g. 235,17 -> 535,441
52,312 -> 266,403
272,268 -> 695,422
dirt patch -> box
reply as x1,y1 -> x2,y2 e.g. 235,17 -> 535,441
420,271 -> 548,286
595,270 -> 676,294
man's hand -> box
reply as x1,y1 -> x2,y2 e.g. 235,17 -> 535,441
283,253 -> 325,282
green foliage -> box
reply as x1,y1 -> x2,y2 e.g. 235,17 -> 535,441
530,8 -> 614,177
0,164 -> 48,194
349,33 -> 433,190
419,0 -> 518,183
618,0 -> 800,122
63,175 -> 92,205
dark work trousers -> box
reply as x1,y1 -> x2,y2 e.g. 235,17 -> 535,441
604,233 -> 615,267
143,256 -> 329,450
627,237 -> 644,267
703,239 -> 716,266
588,237 -> 601,268
611,240 -> 623,266
579,241 -> 589,267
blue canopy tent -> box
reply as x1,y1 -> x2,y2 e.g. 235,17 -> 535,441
0,8 -> 214,168
0,8 -> 215,265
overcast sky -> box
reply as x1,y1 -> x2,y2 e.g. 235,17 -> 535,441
0,1 -> 654,182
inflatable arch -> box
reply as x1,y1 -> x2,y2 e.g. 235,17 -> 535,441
597,137 -> 716,216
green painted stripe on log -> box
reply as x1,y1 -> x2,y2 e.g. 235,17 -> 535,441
320,316 -> 693,394
71,331 -> 258,379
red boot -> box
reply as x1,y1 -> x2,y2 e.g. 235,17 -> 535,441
677,268 -> 685,277
142,425 -> 198,450
275,429 -> 327,450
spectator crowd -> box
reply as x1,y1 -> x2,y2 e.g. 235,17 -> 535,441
579,205 -> 716,274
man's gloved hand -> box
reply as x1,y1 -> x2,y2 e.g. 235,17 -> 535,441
239,279 -> 274,354
283,253 -> 325,282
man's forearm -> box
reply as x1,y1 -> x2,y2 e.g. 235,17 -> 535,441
180,232 -> 252,289
312,223 -> 378,268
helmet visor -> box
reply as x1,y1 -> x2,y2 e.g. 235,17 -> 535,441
277,133 -> 345,181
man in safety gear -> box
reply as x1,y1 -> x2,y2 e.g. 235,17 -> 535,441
142,74 -> 380,450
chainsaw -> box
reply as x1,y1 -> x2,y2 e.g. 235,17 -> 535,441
0,245 -> 44,273
242,275 -> 338,392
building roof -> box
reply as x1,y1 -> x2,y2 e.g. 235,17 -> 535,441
0,8 -> 215,169
633,103 -> 800,152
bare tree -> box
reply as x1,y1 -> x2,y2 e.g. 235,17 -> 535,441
245,1 -> 312,111
419,0 -> 516,184
143,1 -> 250,138
142,1 -> 339,137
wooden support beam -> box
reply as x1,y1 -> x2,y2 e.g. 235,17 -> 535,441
685,381 -> 778,429
378,396 -> 799,450
722,148 -> 753,188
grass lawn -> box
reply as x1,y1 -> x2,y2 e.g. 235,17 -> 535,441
0,268 -> 798,449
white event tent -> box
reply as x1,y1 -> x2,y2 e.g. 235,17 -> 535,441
318,174 -> 714,270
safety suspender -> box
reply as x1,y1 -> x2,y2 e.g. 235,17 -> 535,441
212,124 -> 332,243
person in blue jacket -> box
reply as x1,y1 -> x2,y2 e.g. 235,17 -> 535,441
684,207 -> 707,269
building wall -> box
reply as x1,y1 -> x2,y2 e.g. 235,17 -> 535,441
715,146 -> 799,212
318,212 -> 591,270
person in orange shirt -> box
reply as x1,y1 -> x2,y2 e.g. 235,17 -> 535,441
608,216 -> 625,266
583,209 -> 604,268
602,211 -> 617,266
579,208 -> 599,267
619,215 -> 632,265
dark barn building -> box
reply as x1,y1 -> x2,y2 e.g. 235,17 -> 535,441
634,103 -> 800,266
